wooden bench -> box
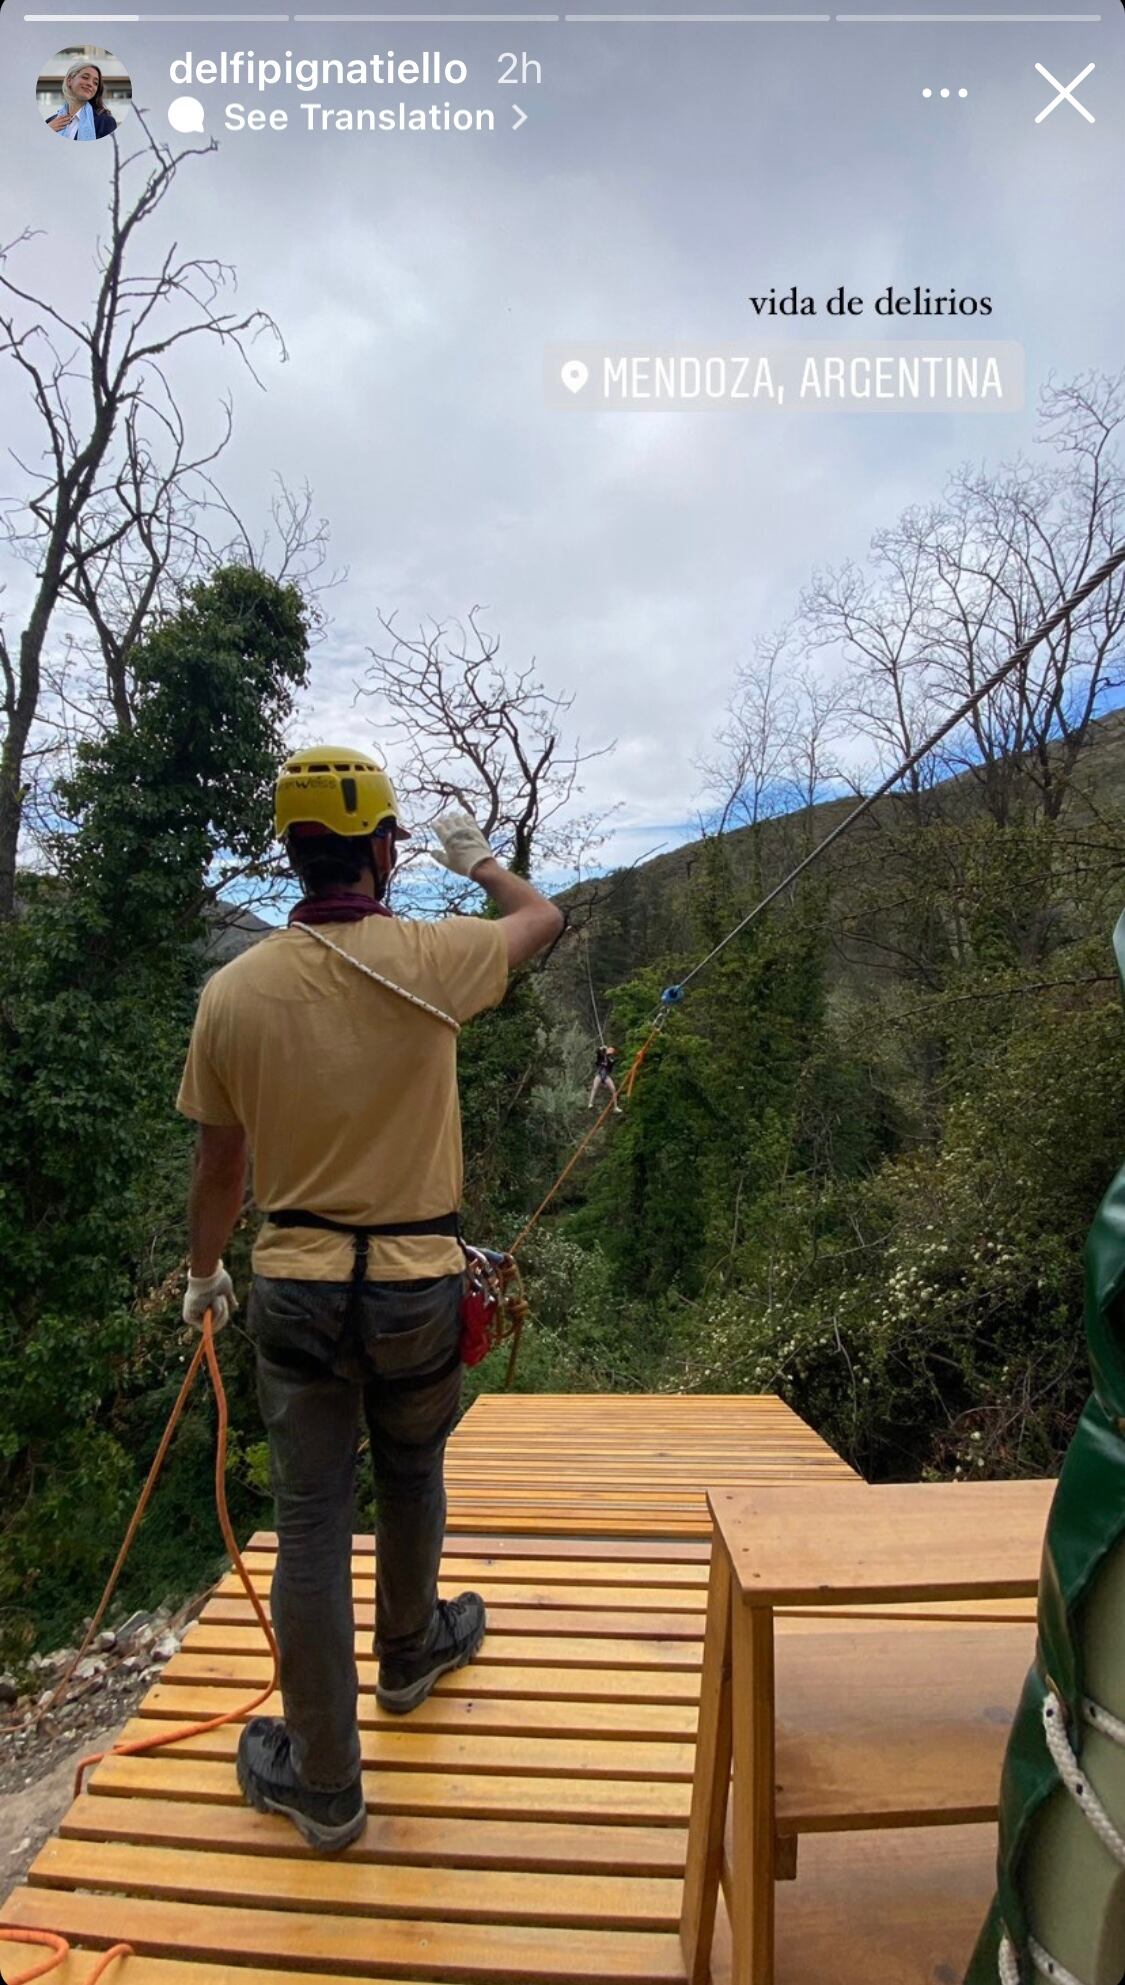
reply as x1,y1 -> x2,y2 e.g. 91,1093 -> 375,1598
680,1478 -> 1054,1985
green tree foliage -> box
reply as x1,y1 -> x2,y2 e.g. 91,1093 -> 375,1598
0,567 -> 308,1658
571,843 -> 830,1306
457,960 -> 564,1242
542,784 -> 1125,1489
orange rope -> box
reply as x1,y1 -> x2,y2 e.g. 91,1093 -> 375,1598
0,1934 -> 134,1985
83,1948 -> 134,1984
504,1021 -> 663,1264
39,1339 -> 209,1723
3,1019 -> 660,1968
0,1931 -> 70,1984
74,1314 -> 279,1795
5,1012 -> 655,1961
1,1309 -> 278,1982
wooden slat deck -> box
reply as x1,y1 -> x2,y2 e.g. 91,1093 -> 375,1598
442,1393 -> 858,1537
0,1396 -> 1025,1983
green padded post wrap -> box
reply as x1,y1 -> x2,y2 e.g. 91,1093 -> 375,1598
966,909 -> 1125,1984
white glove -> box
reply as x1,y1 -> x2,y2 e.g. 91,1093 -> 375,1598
183,1263 -> 237,1333
431,811 -> 494,879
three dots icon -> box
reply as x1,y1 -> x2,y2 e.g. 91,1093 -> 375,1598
922,86 -> 969,99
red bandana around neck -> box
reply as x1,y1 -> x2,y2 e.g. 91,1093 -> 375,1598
289,891 -> 394,927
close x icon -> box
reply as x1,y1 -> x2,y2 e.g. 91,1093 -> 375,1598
1035,60 -> 1096,123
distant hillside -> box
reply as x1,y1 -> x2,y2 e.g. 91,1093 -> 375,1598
200,707 -> 1125,1022
204,901 -> 273,963
546,705 -> 1125,1035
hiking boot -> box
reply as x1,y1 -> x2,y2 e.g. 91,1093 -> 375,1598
236,1716 -> 366,1853
377,1591 -> 487,1714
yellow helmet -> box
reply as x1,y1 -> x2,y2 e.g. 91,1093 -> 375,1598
275,746 -> 410,841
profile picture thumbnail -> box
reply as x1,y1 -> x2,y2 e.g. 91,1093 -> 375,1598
37,44 -> 132,142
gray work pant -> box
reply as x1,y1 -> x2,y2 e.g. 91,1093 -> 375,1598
246,1271 -> 464,1792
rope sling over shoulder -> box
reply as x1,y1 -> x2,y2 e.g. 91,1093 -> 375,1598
262,922 -> 464,1387
294,919 -> 460,1031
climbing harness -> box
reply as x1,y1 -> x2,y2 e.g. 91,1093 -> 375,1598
282,928 -> 520,1381
264,1205 -> 467,1383
460,1246 -> 530,1384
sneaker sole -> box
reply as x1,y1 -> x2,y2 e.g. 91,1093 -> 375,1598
376,1609 -> 488,1715
236,1748 -> 367,1854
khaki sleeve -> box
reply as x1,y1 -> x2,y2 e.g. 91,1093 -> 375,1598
427,917 -> 510,1024
176,980 -> 241,1127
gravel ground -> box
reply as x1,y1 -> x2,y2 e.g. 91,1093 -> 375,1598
0,1591 -> 211,1904
0,1711 -> 142,1903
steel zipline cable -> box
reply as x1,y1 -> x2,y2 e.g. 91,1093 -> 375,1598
504,540 -> 1125,1253
7,545 -> 1124,1985
662,541 -> 1125,1006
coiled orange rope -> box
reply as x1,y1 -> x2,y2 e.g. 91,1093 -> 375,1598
0,1308 -> 279,1983
2,1024 -> 662,1969
0,1931 -> 134,1985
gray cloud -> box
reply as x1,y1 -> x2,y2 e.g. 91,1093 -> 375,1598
3,5 -> 1122,861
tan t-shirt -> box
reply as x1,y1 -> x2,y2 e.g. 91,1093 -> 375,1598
176,915 -> 509,1281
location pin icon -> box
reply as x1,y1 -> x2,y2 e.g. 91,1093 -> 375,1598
561,359 -> 589,395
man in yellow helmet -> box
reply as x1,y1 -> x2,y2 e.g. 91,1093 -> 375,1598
175,747 -> 563,1852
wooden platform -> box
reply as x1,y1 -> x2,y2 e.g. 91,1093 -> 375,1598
0,1396 -> 1021,1983
442,1393 -> 858,1536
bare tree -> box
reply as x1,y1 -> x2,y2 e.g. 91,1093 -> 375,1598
49,472 -> 334,759
696,629 -> 847,836
800,520 -> 945,823
917,371 -> 1125,824
798,374 -> 1125,832
695,630 -> 799,833
697,374 -> 1125,990
0,116 -> 290,917
359,609 -> 616,905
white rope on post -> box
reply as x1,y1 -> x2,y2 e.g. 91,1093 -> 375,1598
1042,1691 -> 1125,1870
1082,1695 -> 1125,1751
1000,1926 -> 1093,1985
994,1685 -> 1125,1985
999,1932 -> 1023,1985
292,923 -> 460,1032
1028,1937 -> 1092,1985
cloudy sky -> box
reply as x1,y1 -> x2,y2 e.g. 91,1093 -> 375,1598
2,0 -> 1122,868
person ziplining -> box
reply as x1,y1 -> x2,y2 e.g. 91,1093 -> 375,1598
581,927 -> 623,1115
588,1042 -> 623,1114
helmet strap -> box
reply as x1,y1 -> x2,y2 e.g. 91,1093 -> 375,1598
370,828 -> 396,901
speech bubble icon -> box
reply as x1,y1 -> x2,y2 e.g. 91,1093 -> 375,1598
561,360 -> 589,395
168,96 -> 206,135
